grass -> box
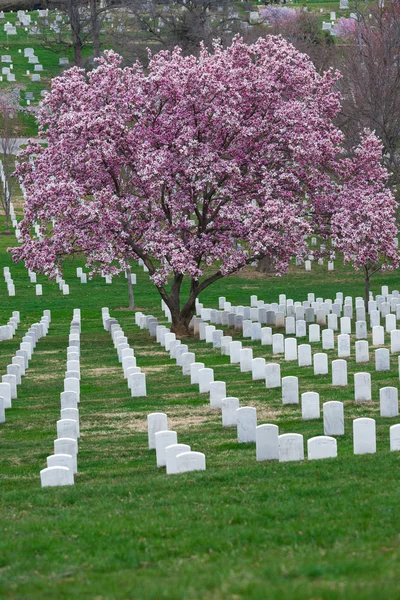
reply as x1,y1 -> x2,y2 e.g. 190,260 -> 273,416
1,217 -> 400,598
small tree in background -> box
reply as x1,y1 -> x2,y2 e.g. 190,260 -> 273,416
0,92 -> 19,234
332,131 -> 399,305
10,37 -> 395,334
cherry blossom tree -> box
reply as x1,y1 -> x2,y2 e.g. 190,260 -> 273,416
10,36 -> 391,334
331,131 -> 399,305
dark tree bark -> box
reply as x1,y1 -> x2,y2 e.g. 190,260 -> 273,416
126,266 -> 135,310
256,256 -> 275,274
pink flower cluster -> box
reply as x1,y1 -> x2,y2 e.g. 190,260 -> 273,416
10,36 -> 398,296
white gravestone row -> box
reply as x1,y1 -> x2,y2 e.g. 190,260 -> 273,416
1,311 -> 49,426
198,291 -> 400,398
75,267 -> 88,284
3,265 -> 16,297
0,304 -> 19,342
41,310 -> 81,487
102,309 -> 147,397
147,413 -> 206,475
136,310 -> 228,410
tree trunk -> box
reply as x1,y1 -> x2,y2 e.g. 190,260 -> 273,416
364,270 -> 370,308
72,35 -> 83,67
5,205 -> 10,233
170,309 -> 195,338
169,294 -> 196,338
256,255 -> 275,274
90,0 -> 101,58
68,0 -> 83,67
126,266 -> 135,310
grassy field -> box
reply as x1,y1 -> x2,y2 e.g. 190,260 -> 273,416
1,219 -> 400,599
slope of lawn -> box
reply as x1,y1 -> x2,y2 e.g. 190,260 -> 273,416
1,226 -> 400,600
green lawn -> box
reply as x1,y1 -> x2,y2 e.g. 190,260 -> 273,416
1,222 -> 400,598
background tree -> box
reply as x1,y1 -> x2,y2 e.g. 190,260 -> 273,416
40,0 -> 111,66
331,131 -> 399,305
109,0 -> 245,63
11,37 -> 391,334
336,3 -> 400,196
0,92 -> 19,235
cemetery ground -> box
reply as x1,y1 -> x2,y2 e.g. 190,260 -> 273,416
1,229 -> 400,599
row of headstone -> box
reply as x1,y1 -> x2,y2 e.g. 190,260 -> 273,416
137,310 -> 231,411
0,309 -> 18,342
192,306 -> 399,413
1,311 -> 50,425
103,308 -> 146,397
137,257 -> 149,273
3,265 -> 16,296
147,413 -> 206,475
257,419 -> 400,461
55,272 -> 69,295
209,288 -> 400,326
41,310 -> 80,487
135,308 -> 400,474
75,267 -> 87,284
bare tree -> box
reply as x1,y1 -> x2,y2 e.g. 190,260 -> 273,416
108,0 -> 245,63
39,0 -> 112,66
337,3 -> 400,193
0,93 -> 19,235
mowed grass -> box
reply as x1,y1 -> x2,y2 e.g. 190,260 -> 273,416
2,228 -> 400,599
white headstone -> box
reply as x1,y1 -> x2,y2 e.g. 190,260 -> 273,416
332,359 -> 347,386
372,325 -> 384,346
222,397 -> 240,427
147,412 -> 168,449
155,430 -> 177,467
375,348 -> 390,371
301,391 -> 320,420
272,334 -> 284,354
165,443 -> 191,475
209,381 -> 226,409
337,334 -> 350,358
353,418 -> 376,455
354,372 -> 371,402
40,466 -> 74,487
265,363 -> 281,388
298,344 -> 312,367
379,387 -> 398,417
323,401 -> 344,435
390,424 -> 400,451
307,436 -> 337,460
176,451 -> 206,473
237,407 -> 257,443
355,340 -> 369,363
252,357 -> 266,381
282,376 -> 299,404
130,372 -> 146,397
313,353 -> 328,375
278,433 -> 304,462
256,424 -> 279,461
